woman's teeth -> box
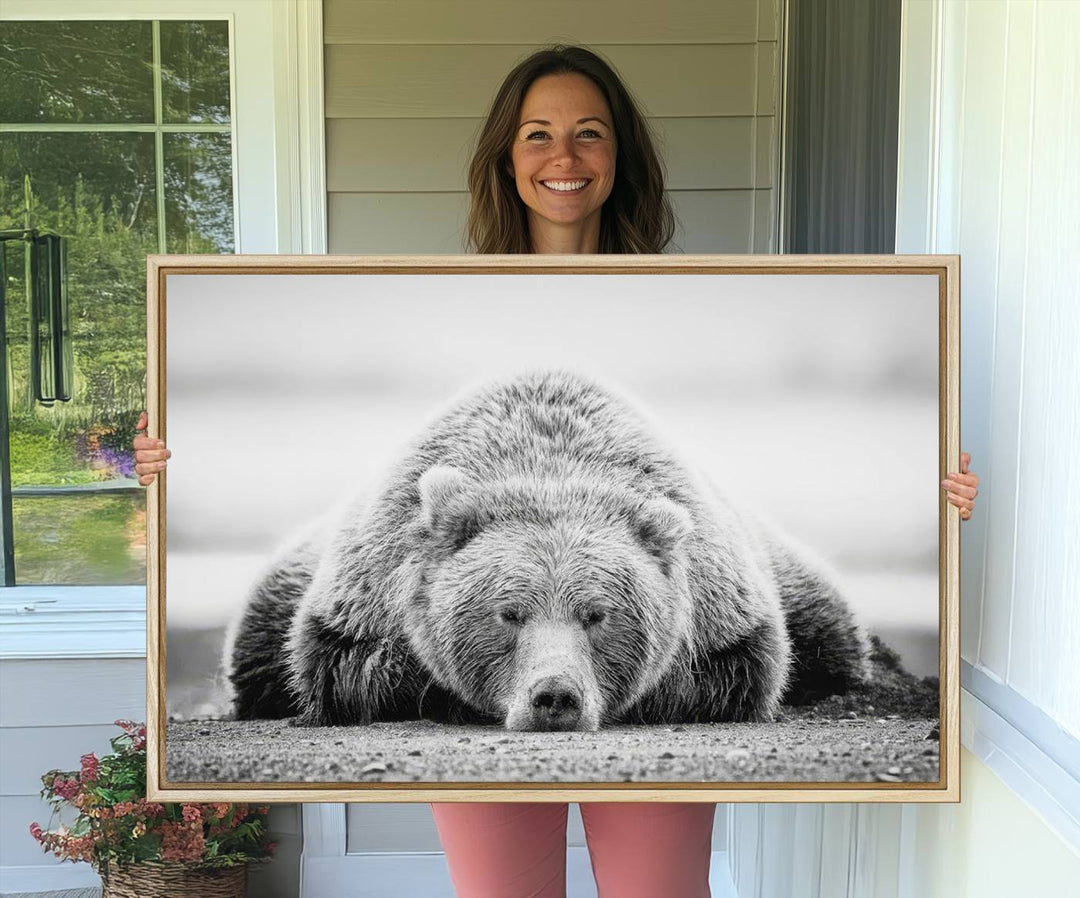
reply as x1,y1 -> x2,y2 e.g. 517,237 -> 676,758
542,180 -> 589,192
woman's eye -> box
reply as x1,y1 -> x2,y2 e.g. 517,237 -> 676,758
522,129 -> 602,140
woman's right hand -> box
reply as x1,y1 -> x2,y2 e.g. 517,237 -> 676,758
133,411 -> 171,486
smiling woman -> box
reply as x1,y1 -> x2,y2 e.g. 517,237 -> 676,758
465,45 -> 675,255
508,73 -> 618,253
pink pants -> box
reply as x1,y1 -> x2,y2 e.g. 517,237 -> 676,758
431,802 -> 716,898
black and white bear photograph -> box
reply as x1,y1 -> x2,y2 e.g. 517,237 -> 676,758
162,268 -> 944,786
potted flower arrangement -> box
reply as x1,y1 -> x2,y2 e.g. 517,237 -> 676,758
30,720 -> 274,897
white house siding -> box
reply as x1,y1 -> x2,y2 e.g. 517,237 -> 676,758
324,0 -> 781,254
0,658 -> 144,891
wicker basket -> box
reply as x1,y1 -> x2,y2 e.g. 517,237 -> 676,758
100,862 -> 247,898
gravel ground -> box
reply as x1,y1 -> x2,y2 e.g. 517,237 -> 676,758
167,638 -> 941,785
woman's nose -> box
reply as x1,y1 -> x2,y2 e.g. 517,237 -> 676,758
548,134 -> 580,165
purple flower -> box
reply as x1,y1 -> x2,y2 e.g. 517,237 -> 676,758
95,446 -> 136,479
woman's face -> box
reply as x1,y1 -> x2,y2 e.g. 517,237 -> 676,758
508,73 -> 617,242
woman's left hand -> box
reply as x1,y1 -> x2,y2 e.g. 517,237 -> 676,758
942,452 -> 979,521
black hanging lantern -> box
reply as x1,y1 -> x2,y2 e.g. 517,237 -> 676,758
0,229 -> 74,585
29,233 -> 73,405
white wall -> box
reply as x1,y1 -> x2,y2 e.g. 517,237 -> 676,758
933,0 -> 1079,736
896,0 -> 1080,779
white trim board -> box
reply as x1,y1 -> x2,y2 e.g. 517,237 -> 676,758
272,0 -> 328,254
961,687 -> 1080,854
962,661 -> 1080,783
0,588 -> 145,660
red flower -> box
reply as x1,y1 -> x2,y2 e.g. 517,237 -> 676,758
181,805 -> 202,824
52,777 -> 80,801
160,821 -> 206,863
30,822 -> 43,842
136,798 -> 165,818
80,753 -> 100,782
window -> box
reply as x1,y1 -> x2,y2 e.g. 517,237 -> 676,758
0,19 -> 235,585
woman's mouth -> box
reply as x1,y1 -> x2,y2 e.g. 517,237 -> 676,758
540,178 -> 591,195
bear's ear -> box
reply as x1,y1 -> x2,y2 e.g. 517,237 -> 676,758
632,496 -> 694,569
417,466 -> 484,552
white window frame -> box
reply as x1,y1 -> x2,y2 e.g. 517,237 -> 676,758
0,0 -> 326,659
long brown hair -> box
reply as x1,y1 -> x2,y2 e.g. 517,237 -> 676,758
466,45 -> 676,254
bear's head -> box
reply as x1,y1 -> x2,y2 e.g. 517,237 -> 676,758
404,465 -> 696,731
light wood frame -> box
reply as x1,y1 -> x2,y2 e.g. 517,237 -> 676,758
146,253 -> 960,803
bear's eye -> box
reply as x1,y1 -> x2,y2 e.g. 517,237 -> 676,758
499,609 -> 523,625
584,610 -> 606,628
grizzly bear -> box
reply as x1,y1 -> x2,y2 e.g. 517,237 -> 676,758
226,371 -> 868,730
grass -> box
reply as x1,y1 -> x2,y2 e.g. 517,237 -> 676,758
12,492 -> 145,584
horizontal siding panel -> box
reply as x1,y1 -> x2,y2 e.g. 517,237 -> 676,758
1,725 -> 123,796
1,794 -> 66,866
327,188 -> 759,255
326,118 -> 478,192
655,117 -> 760,188
0,659 -> 145,727
325,0 -> 759,45
326,117 -> 765,192
328,192 -> 469,253
326,44 -> 758,118
669,188 -> 756,253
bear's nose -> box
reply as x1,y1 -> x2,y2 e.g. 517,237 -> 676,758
528,676 -> 583,731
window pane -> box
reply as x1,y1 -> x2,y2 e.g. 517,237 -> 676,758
1,20 -> 235,586
160,20 -> 232,124
0,21 -> 154,124
164,132 -> 235,252
2,132 -> 155,584
1,132 -> 157,428
12,493 -> 145,585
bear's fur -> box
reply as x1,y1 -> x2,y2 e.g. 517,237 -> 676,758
227,371 -> 868,730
